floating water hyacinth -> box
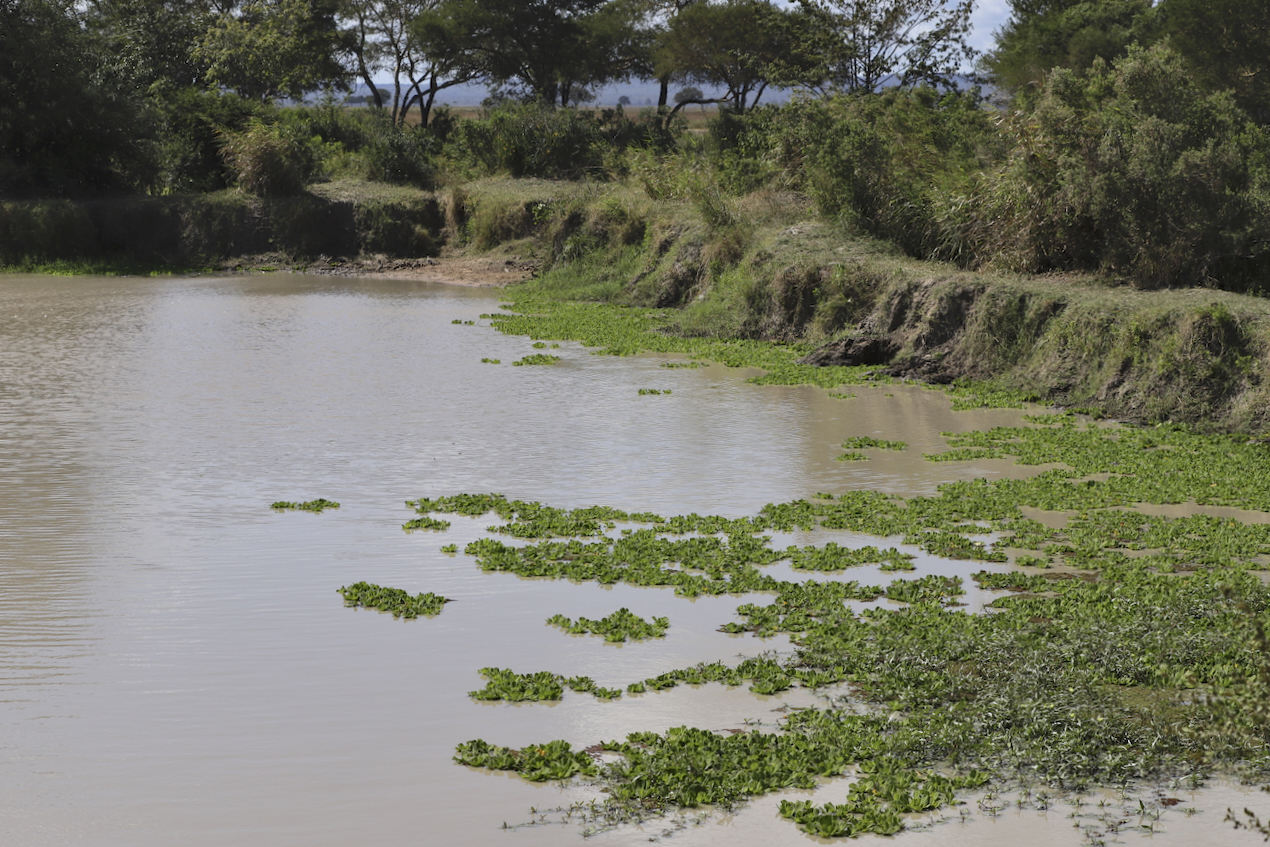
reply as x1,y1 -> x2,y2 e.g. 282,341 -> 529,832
468,668 -> 621,701
270,498 -> 339,513
480,357 -> 500,364
338,581 -> 451,619
637,388 -> 671,395
513,353 -> 559,366
840,436 -> 906,451
547,608 -> 669,642
402,516 -> 451,532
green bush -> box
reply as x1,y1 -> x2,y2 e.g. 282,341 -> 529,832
365,126 -> 436,186
453,104 -> 677,179
219,120 -> 316,196
155,88 -> 271,193
974,45 -> 1270,290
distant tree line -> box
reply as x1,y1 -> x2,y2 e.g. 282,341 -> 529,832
2,0 -> 1268,291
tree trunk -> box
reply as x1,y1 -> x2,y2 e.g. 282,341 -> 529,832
658,75 -> 669,109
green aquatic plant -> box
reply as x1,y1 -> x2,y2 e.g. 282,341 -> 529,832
469,668 -> 564,701
481,357 -> 500,363
271,498 -> 339,513
451,319 -> 475,325
402,516 -> 451,532
547,608 -> 670,642
783,542 -> 915,572
841,436 -> 906,451
829,391 -> 856,399
532,341 -> 547,348
469,668 -> 621,701
637,388 -> 671,395
836,451 -> 869,461
440,543 -> 458,553
512,354 -> 559,366
338,581 -> 451,618
661,361 -> 702,368
454,738 -> 598,781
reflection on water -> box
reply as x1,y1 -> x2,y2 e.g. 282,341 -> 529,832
0,274 -> 1261,846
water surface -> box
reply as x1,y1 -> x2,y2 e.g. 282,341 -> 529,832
0,274 -> 1256,845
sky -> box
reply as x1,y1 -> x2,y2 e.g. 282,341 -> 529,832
969,0 -> 1011,56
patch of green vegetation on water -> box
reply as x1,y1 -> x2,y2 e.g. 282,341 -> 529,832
841,436 -> 907,451
513,353 -> 559,366
637,388 -> 670,395
784,542 -> 915,572
338,581 -> 451,619
469,668 -> 622,701
547,608 -> 669,642
402,516 -> 451,532
454,738 -> 599,781
482,299 -> 885,390
480,357 -> 500,364
271,498 -> 339,513
420,408 -> 1270,835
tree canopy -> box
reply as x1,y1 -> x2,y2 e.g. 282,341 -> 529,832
799,0 -> 977,94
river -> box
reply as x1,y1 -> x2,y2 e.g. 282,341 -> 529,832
0,274 -> 1260,845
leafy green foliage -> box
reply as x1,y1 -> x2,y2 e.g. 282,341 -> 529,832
271,498 -> 339,512
468,668 -> 621,700
0,0 -> 155,195
402,516 -> 451,531
983,0 -> 1156,96
840,436 -> 906,450
452,105 -> 673,178
637,388 -> 670,395
338,581 -> 451,618
512,353 -> 559,366
977,45 -> 1270,289
454,738 -> 598,780
219,120 -> 316,196
548,608 -> 669,642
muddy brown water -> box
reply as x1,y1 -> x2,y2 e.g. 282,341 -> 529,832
0,274 -> 1259,845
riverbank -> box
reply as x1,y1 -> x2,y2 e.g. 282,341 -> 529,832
5,176 -> 1268,433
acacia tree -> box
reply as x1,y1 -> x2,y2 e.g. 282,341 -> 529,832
799,0 -> 977,93
346,0 -> 482,125
656,0 -> 813,113
414,0 -> 644,106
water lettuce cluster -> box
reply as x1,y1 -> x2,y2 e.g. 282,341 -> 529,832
637,388 -> 670,395
338,581 -> 451,619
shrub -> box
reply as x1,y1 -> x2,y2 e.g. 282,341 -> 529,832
453,104 -> 678,179
155,88 -> 271,193
974,45 -> 1270,290
219,120 -> 315,196
365,126 -> 436,186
